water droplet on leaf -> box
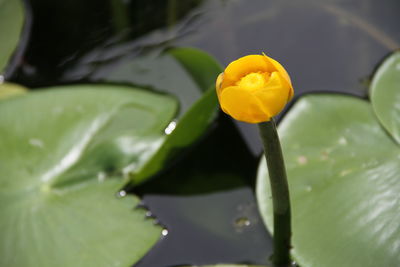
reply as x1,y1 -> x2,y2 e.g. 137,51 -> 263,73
116,190 -> 127,198
161,229 -> 169,236
164,120 -> 177,135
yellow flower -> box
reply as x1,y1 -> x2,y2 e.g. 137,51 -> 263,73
215,54 -> 294,123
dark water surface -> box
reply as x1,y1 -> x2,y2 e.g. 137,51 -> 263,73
10,0 -> 400,266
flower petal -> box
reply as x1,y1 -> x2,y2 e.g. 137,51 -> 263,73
222,55 -> 275,88
254,72 -> 292,117
220,86 -> 270,123
262,69 -> 294,101
263,54 -> 293,94
215,72 -> 224,103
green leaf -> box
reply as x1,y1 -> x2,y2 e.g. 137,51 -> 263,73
257,95 -> 400,267
168,47 -> 222,93
0,84 -> 178,267
370,51 -> 400,144
125,48 -> 223,184
133,85 -> 219,183
94,48 -> 222,184
0,0 -> 25,73
0,82 -> 27,100
96,49 -> 203,115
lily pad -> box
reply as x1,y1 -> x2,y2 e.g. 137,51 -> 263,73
0,0 -> 25,73
257,95 -> 400,267
0,84 -> 178,267
370,51 -> 400,144
0,82 -> 27,100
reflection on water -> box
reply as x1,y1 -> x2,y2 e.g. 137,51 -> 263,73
14,0 -> 400,156
135,188 -> 272,267
14,0 -> 400,94
178,0 -> 399,96
131,115 -> 270,267
10,0 -> 400,266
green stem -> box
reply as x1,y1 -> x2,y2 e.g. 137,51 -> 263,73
258,119 -> 292,267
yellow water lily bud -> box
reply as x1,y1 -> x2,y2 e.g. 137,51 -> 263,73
216,54 -> 294,123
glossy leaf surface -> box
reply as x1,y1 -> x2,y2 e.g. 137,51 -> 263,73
257,95 -> 400,267
0,82 -> 27,100
122,48 -> 223,183
370,51 -> 400,144
0,85 -> 178,267
0,0 -> 24,73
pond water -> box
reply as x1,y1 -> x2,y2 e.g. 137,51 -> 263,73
10,0 -> 400,266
